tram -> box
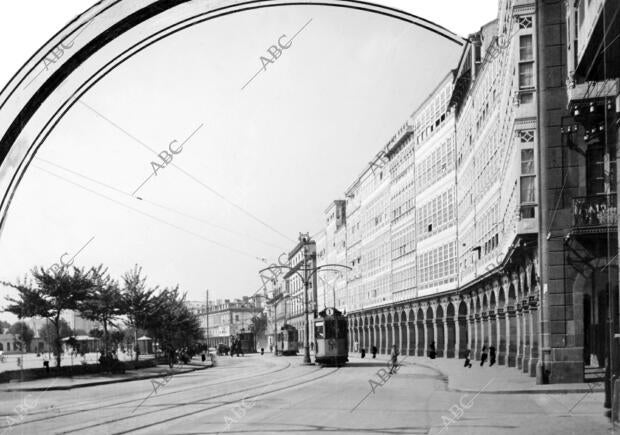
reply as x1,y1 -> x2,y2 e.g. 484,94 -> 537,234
277,324 -> 299,356
233,332 -> 256,354
314,307 -> 348,366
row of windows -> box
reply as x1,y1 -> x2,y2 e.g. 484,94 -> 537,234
416,136 -> 455,192
391,225 -> 416,261
418,242 -> 458,289
412,80 -> 453,145
392,265 -> 416,294
417,188 -> 456,240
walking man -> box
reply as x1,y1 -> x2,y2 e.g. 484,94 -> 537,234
371,345 -> 377,359
389,345 -> 399,374
489,345 -> 496,367
480,345 -> 488,366
429,341 -> 437,359
463,349 -> 473,368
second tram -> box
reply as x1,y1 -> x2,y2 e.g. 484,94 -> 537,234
278,324 -> 299,356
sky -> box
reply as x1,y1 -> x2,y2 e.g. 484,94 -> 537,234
0,0 -> 497,322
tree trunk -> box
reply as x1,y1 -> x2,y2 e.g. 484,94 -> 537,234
54,317 -> 62,369
103,320 -> 108,355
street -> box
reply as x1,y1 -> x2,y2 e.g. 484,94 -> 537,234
0,354 -> 611,434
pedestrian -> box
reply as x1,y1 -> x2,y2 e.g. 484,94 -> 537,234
361,348 -> 366,359
389,345 -> 399,374
354,341 -> 359,352
43,354 -> 50,373
201,349 -> 206,362
371,345 -> 377,359
480,345 -> 488,366
463,349 -> 473,368
261,347 -> 264,355
429,341 -> 437,359
230,341 -> 235,358
489,345 -> 496,367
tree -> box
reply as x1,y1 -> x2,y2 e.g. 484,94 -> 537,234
146,287 -> 204,366
4,266 -> 92,368
8,321 -> 34,352
38,319 -> 73,352
249,313 -> 268,346
78,265 -> 124,354
120,265 -> 158,360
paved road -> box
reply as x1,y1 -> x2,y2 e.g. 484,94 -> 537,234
0,354 -> 612,434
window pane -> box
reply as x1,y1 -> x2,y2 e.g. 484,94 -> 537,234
520,176 -> 536,203
520,35 -> 533,60
519,62 -> 534,88
521,149 -> 535,174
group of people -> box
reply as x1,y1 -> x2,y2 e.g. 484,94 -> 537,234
229,338 -> 244,357
358,345 -> 378,359
462,345 -> 496,368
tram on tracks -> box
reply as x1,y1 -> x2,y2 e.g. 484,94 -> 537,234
314,307 -> 348,366
233,332 -> 256,354
278,324 -> 299,356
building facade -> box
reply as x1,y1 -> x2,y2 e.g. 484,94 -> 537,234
282,235 -> 318,348
300,0 -> 619,387
197,297 -> 263,348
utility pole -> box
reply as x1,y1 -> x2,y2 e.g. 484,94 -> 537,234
205,289 -> 209,348
302,234 -> 312,364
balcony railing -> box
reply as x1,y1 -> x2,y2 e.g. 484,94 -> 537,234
573,194 -> 617,229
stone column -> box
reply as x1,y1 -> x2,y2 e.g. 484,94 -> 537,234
507,304 -> 518,367
528,293 -> 540,377
522,297 -> 530,373
486,287 -> 496,360
474,314 -> 481,359
512,273 -> 523,370
520,267 -> 530,373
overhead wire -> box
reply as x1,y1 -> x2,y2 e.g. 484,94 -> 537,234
77,100 -> 295,244
35,156 -> 287,251
32,164 -> 267,262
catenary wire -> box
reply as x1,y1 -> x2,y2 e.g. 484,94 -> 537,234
35,156 -> 287,251
33,164 -> 267,262
77,100 -> 295,244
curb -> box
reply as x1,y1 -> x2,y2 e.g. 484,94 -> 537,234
411,360 -> 604,394
0,364 -> 210,392
351,356 -> 604,395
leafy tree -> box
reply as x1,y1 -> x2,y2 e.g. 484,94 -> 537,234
146,287 -> 203,366
120,265 -> 158,360
4,266 -> 92,368
8,321 -> 34,352
78,265 -> 124,354
249,313 -> 268,346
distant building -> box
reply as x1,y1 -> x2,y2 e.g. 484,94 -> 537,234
282,235 -> 318,348
197,297 -> 263,348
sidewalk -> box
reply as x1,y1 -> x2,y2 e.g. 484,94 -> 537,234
0,361 -> 211,392
348,353 -> 604,394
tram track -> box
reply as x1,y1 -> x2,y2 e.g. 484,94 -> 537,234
0,358 -> 293,432
53,365 -> 340,434
107,366 -> 342,435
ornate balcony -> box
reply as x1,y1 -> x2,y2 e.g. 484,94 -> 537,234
572,194 -> 617,232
